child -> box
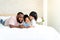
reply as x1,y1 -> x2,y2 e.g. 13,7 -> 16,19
29,11 -> 38,27
23,14 -> 32,28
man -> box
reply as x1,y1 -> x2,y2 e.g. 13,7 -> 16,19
0,12 -> 24,28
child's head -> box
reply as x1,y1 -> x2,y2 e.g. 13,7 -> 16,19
24,15 -> 31,23
29,11 -> 37,21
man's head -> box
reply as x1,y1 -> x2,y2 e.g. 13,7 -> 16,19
16,12 -> 24,23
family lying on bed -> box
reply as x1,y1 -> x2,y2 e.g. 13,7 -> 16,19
0,11 -> 38,28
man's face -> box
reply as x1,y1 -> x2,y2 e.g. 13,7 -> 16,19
17,14 -> 24,23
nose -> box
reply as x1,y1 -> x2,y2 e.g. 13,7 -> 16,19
19,18 -> 20,20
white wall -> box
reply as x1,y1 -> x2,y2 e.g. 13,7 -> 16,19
0,0 -> 43,17
48,0 -> 60,32
43,0 -> 47,26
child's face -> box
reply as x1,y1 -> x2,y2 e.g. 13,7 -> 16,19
25,18 -> 30,23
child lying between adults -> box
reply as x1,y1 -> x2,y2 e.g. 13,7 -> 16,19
10,14 -> 33,28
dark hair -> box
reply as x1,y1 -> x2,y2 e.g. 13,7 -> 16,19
24,14 -> 30,22
29,11 -> 37,21
17,12 -> 24,15
16,12 -> 24,23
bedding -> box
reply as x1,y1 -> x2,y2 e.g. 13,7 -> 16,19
0,16 -> 60,40
0,24 -> 60,40
0,24 -> 9,28
0,16 -> 11,20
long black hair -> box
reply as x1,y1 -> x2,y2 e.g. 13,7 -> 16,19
29,11 -> 38,21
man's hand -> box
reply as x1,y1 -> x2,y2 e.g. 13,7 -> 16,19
19,25 -> 25,28
9,25 -> 19,28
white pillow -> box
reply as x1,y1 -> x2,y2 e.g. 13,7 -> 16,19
0,16 -> 11,20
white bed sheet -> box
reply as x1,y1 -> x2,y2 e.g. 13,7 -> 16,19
0,24 -> 60,40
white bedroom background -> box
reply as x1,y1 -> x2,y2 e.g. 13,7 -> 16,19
48,0 -> 60,33
0,0 -> 43,17
43,0 -> 47,26
0,0 -> 60,33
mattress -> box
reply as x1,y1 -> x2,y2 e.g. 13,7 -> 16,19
0,24 -> 60,40
0,16 -> 60,40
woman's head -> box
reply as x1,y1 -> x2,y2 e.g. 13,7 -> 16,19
29,11 -> 37,21
24,15 -> 31,23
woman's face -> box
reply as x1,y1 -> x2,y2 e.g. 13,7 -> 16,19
25,18 -> 30,23
29,16 -> 33,20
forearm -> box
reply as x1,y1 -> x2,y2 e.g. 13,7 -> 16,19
28,26 -> 33,28
9,25 -> 19,28
19,25 -> 25,28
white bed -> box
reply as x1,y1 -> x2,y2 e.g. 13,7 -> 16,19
0,16 -> 60,40
0,24 -> 60,40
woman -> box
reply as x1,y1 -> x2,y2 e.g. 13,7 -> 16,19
29,11 -> 38,27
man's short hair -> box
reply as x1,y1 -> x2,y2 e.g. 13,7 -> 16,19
17,12 -> 24,15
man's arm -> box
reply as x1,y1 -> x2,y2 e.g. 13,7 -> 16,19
19,25 -> 25,28
9,25 -> 25,28
9,25 -> 19,28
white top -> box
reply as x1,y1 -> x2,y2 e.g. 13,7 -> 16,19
31,19 -> 36,27
4,16 -> 23,26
